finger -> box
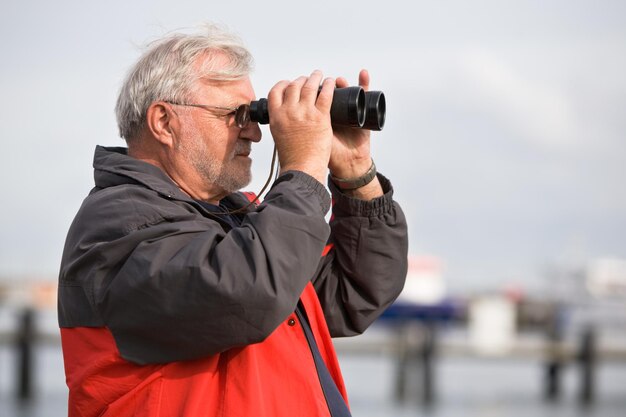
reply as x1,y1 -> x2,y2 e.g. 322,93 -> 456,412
267,80 -> 290,110
301,70 -> 324,102
283,76 -> 308,104
315,77 -> 335,113
359,69 -> 370,92
335,76 -> 349,89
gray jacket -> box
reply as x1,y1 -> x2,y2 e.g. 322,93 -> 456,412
58,146 -> 408,364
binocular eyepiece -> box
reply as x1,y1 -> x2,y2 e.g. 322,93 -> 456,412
249,86 -> 386,131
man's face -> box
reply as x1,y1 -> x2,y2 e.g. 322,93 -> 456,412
175,73 -> 262,197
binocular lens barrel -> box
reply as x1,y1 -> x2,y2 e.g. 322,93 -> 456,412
364,91 -> 385,131
330,86 -> 366,128
249,86 -> 385,131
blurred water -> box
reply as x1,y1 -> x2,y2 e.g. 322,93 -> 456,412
340,354 -> 626,417
0,344 -> 67,417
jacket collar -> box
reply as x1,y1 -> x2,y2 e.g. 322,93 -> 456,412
93,145 -> 191,201
92,145 -> 254,213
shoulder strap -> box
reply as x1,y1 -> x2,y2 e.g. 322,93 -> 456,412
296,302 -> 352,417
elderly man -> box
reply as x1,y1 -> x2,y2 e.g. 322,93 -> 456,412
58,25 -> 407,417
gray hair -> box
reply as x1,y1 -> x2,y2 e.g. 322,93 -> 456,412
115,24 -> 254,142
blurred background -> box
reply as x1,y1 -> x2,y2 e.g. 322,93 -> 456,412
1,0 -> 625,416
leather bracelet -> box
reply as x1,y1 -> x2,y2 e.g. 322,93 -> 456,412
330,159 -> 377,190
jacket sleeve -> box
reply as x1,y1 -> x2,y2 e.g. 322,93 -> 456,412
312,173 -> 409,337
58,171 -> 331,364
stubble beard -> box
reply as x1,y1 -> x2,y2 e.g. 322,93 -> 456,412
179,126 -> 252,195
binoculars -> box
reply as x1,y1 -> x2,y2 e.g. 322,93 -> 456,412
249,86 -> 386,131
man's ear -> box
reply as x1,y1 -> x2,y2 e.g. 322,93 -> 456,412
146,102 -> 178,147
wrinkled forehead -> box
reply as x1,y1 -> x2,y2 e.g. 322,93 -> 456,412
193,76 -> 255,106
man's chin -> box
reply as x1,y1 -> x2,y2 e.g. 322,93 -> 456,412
216,169 -> 252,194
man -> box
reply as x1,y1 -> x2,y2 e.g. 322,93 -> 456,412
58,25 -> 408,417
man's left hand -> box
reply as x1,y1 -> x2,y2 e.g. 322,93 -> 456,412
329,69 -> 383,200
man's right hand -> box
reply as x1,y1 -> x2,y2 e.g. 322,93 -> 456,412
267,70 -> 334,185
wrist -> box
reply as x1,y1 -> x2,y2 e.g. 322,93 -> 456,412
330,159 -> 377,190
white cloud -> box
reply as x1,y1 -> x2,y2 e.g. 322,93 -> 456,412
459,48 -> 577,151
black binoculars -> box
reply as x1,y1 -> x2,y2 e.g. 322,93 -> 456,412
249,86 -> 386,131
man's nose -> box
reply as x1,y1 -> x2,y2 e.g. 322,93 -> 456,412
241,121 -> 262,143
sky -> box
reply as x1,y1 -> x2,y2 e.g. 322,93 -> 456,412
1,0 -> 625,293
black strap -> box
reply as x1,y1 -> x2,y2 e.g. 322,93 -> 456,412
193,202 -> 349,415
295,302 -> 352,417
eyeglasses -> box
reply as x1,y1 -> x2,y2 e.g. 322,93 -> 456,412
166,101 -> 251,129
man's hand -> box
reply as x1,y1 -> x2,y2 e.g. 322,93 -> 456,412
268,70 -> 335,185
330,69 -> 384,200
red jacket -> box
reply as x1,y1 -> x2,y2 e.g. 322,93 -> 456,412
62,283 -> 346,417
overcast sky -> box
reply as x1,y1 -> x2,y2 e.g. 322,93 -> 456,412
1,0 -> 625,292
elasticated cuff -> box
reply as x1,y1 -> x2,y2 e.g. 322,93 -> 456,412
328,172 -> 396,217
